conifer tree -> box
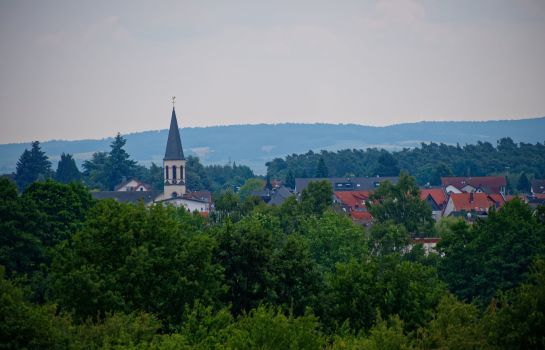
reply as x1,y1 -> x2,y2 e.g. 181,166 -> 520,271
517,172 -> 531,193
55,153 -> 82,184
285,169 -> 295,189
15,141 -> 52,191
315,157 -> 329,178
106,133 -> 137,190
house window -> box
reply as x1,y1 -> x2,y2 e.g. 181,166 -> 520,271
165,166 -> 169,180
173,166 -> 177,180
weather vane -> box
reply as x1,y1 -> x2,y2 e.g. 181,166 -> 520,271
172,96 -> 176,107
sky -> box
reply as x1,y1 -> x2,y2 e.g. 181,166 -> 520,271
1,0 -> 545,143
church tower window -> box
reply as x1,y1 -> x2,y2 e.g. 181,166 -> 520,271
172,165 -> 177,180
165,166 -> 169,180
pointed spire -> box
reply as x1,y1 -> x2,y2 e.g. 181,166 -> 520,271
164,107 -> 185,160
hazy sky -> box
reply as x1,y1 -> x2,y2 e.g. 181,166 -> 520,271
1,0 -> 545,143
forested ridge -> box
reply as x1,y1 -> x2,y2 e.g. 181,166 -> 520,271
267,137 -> 545,188
1,175 -> 545,349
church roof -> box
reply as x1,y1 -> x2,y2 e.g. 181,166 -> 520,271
164,108 -> 185,160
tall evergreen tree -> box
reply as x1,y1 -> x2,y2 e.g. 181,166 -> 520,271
15,141 -> 52,191
315,157 -> 329,178
106,133 -> 137,190
517,172 -> 531,193
285,169 -> 295,189
82,152 -> 109,190
55,153 -> 82,184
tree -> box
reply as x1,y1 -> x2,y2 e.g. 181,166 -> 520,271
15,141 -> 52,191
214,213 -> 278,314
300,180 -> 333,216
367,173 -> 434,234
517,172 -> 531,193
437,199 -> 545,303
323,255 -> 445,332
185,156 -> 210,191
374,152 -> 399,177
51,201 -> 224,326
238,178 -> 266,200
55,153 -> 82,183
0,178 -> 43,277
483,259 -> 545,350
368,221 -> 411,257
285,169 -> 296,189
304,211 -> 366,271
315,157 -> 329,178
272,234 -> 321,315
106,133 -> 137,190
82,151 -> 109,189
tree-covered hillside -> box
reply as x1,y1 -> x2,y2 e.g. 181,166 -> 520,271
267,137 -> 545,189
1,117 -> 544,175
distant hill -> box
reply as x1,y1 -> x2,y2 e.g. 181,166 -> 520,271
1,117 -> 544,175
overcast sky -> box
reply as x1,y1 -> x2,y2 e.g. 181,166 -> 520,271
1,0 -> 544,143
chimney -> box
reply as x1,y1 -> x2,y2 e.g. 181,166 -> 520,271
469,192 -> 474,203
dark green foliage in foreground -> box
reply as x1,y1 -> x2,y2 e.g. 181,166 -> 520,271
438,199 -> 545,303
1,176 -> 545,349
51,200 -> 225,326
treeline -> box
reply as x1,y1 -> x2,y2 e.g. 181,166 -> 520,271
1,175 -> 544,348
12,134 -> 254,193
267,137 -> 545,188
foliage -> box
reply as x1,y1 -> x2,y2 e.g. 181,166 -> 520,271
237,178 -> 265,200
322,255 -> 446,332
300,180 -> 333,216
224,306 -> 324,350
266,138 -> 545,186
517,172 -> 531,193
15,141 -> 52,191
55,153 -> 82,184
304,211 -> 366,271
367,173 -> 434,234
315,157 -> 329,177
51,200 -> 225,326
438,199 -> 545,303
213,213 -> 278,314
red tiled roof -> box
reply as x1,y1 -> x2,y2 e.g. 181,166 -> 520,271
334,191 -> 370,209
420,188 -> 447,206
351,211 -> 373,221
441,176 -> 506,194
449,193 -> 497,212
534,193 -> 545,200
488,194 -> 505,207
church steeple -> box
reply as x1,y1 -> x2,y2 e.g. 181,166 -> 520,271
163,99 -> 187,198
164,107 -> 184,160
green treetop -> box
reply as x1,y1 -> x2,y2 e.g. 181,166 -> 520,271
15,141 -> 52,191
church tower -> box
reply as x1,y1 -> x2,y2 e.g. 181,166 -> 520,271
163,105 -> 186,198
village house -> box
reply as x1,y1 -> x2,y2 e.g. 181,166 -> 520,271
442,192 -> 505,218
441,176 -> 507,195
419,188 -> 448,221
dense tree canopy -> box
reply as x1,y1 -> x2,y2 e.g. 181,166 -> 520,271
1,172 -> 544,349
266,138 -> 545,189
